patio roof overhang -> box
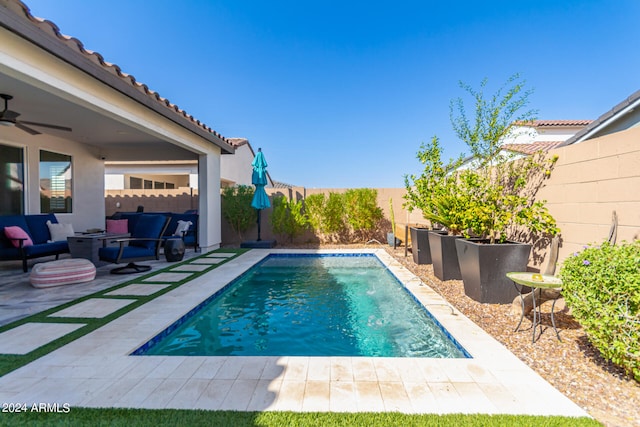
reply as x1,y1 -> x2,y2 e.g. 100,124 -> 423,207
0,0 -> 234,161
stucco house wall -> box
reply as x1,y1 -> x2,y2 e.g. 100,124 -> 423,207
1,129 -> 105,233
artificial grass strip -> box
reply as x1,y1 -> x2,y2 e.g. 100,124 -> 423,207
4,409 -> 602,427
0,249 -> 249,377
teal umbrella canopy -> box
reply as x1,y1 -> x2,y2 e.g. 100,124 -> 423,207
251,148 -> 270,210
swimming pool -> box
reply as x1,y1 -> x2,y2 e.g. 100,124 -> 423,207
133,254 -> 469,358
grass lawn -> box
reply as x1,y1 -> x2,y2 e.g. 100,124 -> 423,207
8,409 -> 602,426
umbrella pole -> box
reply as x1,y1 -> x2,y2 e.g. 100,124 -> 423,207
257,209 -> 262,241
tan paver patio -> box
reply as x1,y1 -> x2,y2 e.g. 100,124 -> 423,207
0,249 -> 589,417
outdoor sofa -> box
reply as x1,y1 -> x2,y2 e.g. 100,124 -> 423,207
0,213 -> 70,272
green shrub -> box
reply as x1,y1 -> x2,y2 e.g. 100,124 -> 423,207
271,195 -> 308,242
344,188 -> 383,242
221,185 -> 255,241
323,192 -> 347,241
559,240 -> 640,381
304,193 -> 345,242
304,193 -> 325,238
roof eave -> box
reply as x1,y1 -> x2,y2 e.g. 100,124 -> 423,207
559,89 -> 640,147
0,0 -> 235,154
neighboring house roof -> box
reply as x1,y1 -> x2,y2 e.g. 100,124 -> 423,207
525,120 -> 593,128
227,137 -> 250,148
0,0 -> 234,154
559,89 -> 640,147
273,180 -> 297,189
502,141 -> 564,155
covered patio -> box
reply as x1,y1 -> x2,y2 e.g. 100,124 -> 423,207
1,0 -> 233,248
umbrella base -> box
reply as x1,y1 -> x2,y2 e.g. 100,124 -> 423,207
241,239 -> 277,249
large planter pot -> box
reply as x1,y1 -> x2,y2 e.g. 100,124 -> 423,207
455,238 -> 532,304
410,227 -> 433,264
428,231 -> 461,281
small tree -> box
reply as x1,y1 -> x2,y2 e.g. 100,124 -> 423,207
449,74 -> 559,243
271,195 -> 308,242
404,136 -> 468,235
221,185 -> 255,241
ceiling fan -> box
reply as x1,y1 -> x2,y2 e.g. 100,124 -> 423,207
0,93 -> 72,135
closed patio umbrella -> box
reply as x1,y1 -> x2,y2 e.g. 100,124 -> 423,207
251,148 -> 270,241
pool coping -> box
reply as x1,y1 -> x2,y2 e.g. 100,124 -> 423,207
0,249 -> 590,416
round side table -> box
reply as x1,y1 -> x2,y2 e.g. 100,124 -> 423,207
507,272 -> 563,343
164,238 -> 185,262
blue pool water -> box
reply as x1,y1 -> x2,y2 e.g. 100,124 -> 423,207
134,254 -> 469,358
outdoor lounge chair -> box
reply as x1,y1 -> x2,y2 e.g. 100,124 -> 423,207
98,214 -> 170,274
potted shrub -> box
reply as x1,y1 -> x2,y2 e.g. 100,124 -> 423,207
449,74 -> 560,303
404,137 -> 466,277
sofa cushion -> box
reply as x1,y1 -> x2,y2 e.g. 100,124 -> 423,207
99,245 -> 157,263
4,226 -> 33,248
22,241 -> 68,256
173,220 -> 192,237
106,219 -> 128,234
130,214 -> 167,250
0,215 -> 31,250
46,220 -> 75,242
25,214 -> 58,244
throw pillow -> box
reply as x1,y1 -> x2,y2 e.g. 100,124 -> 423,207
46,220 -> 75,242
173,220 -> 193,237
106,219 -> 128,234
4,226 -> 33,247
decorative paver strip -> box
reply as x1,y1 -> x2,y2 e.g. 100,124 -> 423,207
205,253 -> 237,258
105,284 -> 171,296
143,272 -> 192,283
171,264 -> 210,272
191,258 -> 225,265
48,298 -> 137,318
0,323 -> 85,355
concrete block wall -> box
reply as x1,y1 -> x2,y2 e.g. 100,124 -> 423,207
105,188 -> 199,217
105,128 -> 639,267
539,126 -> 640,266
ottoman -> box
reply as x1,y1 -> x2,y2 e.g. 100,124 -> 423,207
30,258 -> 96,288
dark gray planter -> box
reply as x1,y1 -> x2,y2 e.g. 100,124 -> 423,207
387,232 -> 400,247
428,231 -> 461,281
410,227 -> 432,264
455,238 -> 532,304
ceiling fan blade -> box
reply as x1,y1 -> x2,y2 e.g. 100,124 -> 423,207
0,109 -> 20,122
20,121 -> 72,132
15,122 -> 41,135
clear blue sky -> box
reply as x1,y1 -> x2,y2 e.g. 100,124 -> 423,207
24,0 -> 640,188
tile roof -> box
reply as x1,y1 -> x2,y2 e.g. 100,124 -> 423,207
530,120 -> 593,127
502,141 -> 564,155
227,138 -> 249,147
514,120 -> 593,128
1,0 -> 233,153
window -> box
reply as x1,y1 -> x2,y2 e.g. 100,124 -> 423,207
40,150 -> 72,213
130,177 -> 142,189
144,179 -> 152,189
0,144 -> 24,215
